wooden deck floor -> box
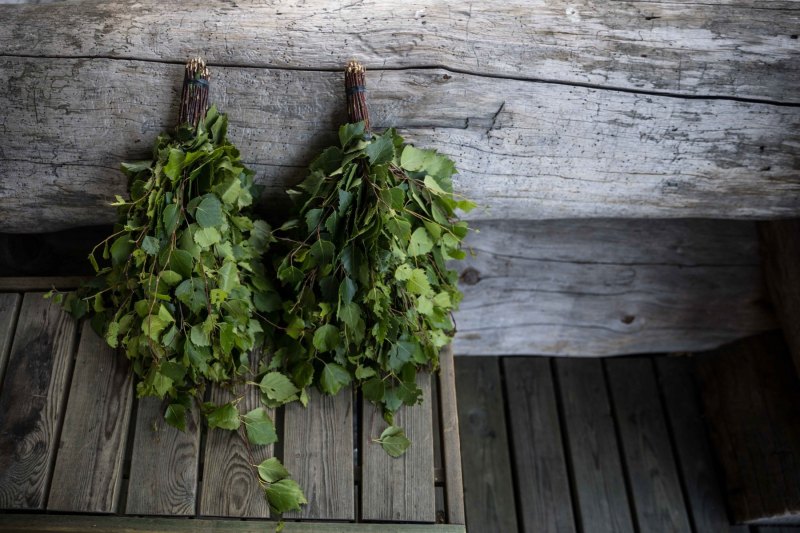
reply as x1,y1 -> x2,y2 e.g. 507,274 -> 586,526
455,355 -> 799,533
0,288 -> 465,531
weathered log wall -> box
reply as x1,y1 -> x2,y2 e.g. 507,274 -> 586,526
452,219 -> 775,356
0,1 -> 799,231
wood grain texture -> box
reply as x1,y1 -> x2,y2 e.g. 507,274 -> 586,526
455,357 -> 518,532
0,513 -> 467,532
125,397 -> 201,516
454,219 -> 775,357
1,58 -> 799,233
655,356 -> 736,533
283,388 -> 354,520
362,372 -> 435,522
437,345 -> 465,525
695,332 -> 800,525
504,357 -> 576,533
0,277 -> 91,292
199,381 -> 271,518
606,358 -> 691,532
47,321 -> 134,513
759,220 -> 800,377
554,358 -> 635,533
0,293 -> 77,510
1,0 -> 797,101
0,293 -> 20,391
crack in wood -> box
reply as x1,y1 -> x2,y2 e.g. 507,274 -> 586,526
0,52 -> 798,108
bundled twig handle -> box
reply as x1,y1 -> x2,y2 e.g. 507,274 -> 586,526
178,57 -> 211,128
345,60 -> 370,131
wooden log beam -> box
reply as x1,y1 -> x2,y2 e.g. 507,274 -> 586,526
452,219 -> 776,356
0,217 -> 777,356
1,0 -> 798,102
1,57 -> 798,232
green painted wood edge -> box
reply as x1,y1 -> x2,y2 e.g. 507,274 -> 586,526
0,514 -> 467,532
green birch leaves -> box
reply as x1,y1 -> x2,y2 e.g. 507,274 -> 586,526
52,107 -> 274,405
48,103 -> 307,514
266,122 -> 473,443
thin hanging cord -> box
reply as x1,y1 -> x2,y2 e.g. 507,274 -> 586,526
178,57 -> 210,128
345,60 -> 370,132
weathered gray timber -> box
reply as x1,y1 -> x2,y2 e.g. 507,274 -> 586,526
555,358 -> 635,533
0,217 -> 777,359
1,56 -> 799,231
0,294 -> 76,510
200,381 -> 272,518
125,398 -> 202,516
0,514 -> 467,532
456,355 -> 753,533
455,357 -> 518,532
0,281 -> 465,528
504,358 -> 575,533
1,1 -> 797,101
47,321 -> 134,513
283,388 -> 355,520
362,373 -> 435,522
453,218 -> 775,356
437,346 -> 465,525
606,358 -> 691,532
656,356 -> 736,533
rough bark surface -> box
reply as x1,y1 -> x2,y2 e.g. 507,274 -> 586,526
0,0 -> 798,231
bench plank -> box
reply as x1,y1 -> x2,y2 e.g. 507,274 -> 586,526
456,357 -> 518,532
2,58 -> 799,233
1,0 -> 797,101
125,397 -> 201,516
606,358 -> 691,532
0,293 -> 20,391
504,358 -> 576,533
362,372 -> 435,522
283,388 -> 354,520
0,513 -> 466,532
555,358 -> 634,533
199,382 -> 271,518
47,321 -> 134,513
437,346 -> 465,525
0,293 -> 77,510
655,356 -> 735,532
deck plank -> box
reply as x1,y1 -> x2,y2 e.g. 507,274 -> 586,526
125,397 -> 201,516
438,346 -> 465,525
283,387 -> 354,520
199,380 -> 271,518
362,372 -> 435,522
0,293 -> 77,510
555,358 -> 635,533
0,293 -> 20,391
656,356 -> 735,532
504,357 -> 576,533
606,358 -> 691,532
0,513 -> 467,532
455,357 -> 518,532
47,321 -> 134,513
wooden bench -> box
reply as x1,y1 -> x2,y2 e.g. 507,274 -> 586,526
0,278 -> 465,532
